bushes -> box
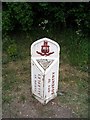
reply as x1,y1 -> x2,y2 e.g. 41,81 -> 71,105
7,43 -> 18,60
61,29 -> 88,70
2,3 -> 89,68
2,10 -> 14,32
65,3 -> 90,36
2,2 -> 33,33
3,34 -> 18,61
2,2 -> 90,35
2,3 -> 33,61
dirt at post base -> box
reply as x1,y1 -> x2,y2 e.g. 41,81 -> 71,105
3,60 -> 88,118
2,83 -> 77,118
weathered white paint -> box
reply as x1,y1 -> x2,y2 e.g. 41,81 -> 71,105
31,37 -> 60,104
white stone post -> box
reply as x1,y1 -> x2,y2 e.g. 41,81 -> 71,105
31,37 -> 60,104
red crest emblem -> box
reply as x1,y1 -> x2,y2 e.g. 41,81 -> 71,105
36,41 -> 54,56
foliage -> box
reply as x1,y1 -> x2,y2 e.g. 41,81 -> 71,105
7,43 -> 18,60
3,34 -> 18,60
2,2 -> 90,36
68,36 -> 88,67
2,2 -> 33,33
2,10 -> 14,32
2,3 -> 89,68
3,34 -> 15,51
2,53 -> 9,64
66,3 -> 90,36
58,29 -> 88,70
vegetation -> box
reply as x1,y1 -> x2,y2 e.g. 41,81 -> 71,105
2,2 -> 89,68
2,2 -> 89,118
2,3 -> 90,34
2,32 -> 88,117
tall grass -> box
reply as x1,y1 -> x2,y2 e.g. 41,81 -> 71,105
2,28 -> 88,118
51,28 -> 88,71
29,28 -> 88,71
3,28 -> 88,70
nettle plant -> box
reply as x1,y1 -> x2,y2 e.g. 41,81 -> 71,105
3,34 -> 18,60
7,43 -> 18,60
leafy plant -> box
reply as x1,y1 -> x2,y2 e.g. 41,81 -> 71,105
3,34 -> 18,61
3,34 -> 15,51
2,10 -> 14,32
20,94 -> 26,103
7,43 -> 18,60
2,2 -> 33,33
2,3 -> 90,36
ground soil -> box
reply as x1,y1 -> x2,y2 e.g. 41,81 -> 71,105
2,59 -> 88,118
2,84 -> 76,118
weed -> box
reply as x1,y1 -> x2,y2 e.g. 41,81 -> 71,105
2,28 -> 88,118
58,76 -> 88,118
2,34 -> 24,61
7,43 -> 18,60
20,94 -> 26,103
2,69 -> 18,92
2,54 -> 9,64
52,29 -> 88,70
2,95 -> 12,103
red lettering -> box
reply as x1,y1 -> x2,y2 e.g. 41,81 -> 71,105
34,75 -> 37,92
38,74 -> 41,95
48,85 -> 50,92
48,79 -> 50,83
51,72 -> 55,95
38,84 -> 40,87
38,80 -> 40,84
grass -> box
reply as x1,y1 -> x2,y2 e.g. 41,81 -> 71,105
2,68 -> 18,91
2,68 -> 18,104
2,28 -> 88,118
3,28 -> 88,70
58,79 -> 88,117
58,29 -> 88,68
19,94 -> 26,103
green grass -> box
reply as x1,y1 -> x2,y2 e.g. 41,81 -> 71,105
56,29 -> 88,69
2,68 -> 18,103
3,28 -> 88,70
28,28 -> 88,70
19,94 -> 26,103
2,28 -> 88,118
3,95 -> 12,103
58,75 -> 88,118
2,66 -> 20,90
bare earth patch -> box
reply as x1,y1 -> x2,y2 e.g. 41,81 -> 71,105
2,83 -> 76,118
2,59 -> 88,118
